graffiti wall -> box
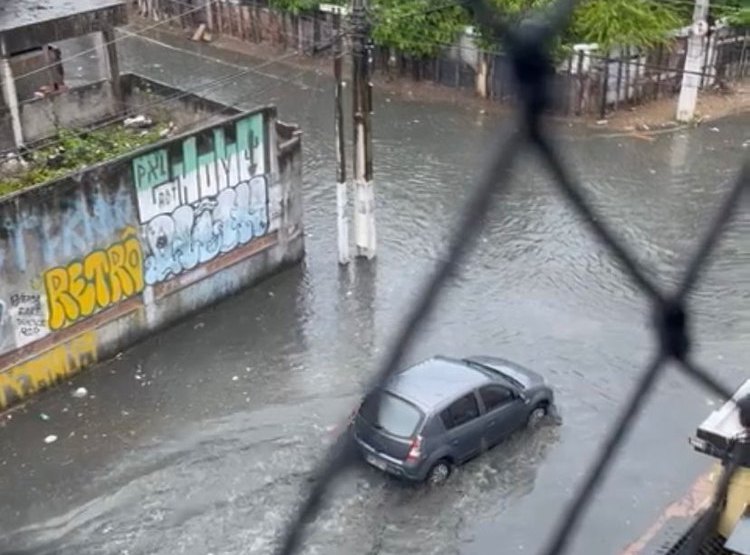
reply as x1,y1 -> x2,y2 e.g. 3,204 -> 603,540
43,227 -> 144,331
0,331 -> 98,409
0,178 -> 139,355
132,113 -> 272,286
0,106 -> 303,411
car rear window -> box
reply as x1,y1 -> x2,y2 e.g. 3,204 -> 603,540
360,391 -> 423,438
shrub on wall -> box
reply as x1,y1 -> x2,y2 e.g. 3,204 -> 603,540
0,126 -> 166,196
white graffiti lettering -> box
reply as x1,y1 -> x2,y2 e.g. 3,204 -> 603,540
143,176 -> 269,285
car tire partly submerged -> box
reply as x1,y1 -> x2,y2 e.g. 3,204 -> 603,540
527,404 -> 548,428
426,460 -> 452,486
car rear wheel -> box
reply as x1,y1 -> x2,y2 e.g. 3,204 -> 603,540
426,460 -> 452,486
527,404 -> 548,428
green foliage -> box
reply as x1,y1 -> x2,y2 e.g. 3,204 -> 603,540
268,0 -> 324,15
713,0 -> 750,26
470,0 -> 550,50
270,0 -> 741,59
0,125 -> 166,197
472,0 -> 682,54
370,0 -> 470,57
569,0 -> 682,49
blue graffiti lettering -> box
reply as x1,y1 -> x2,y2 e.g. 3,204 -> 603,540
142,175 -> 269,285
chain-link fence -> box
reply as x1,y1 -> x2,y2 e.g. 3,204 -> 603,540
273,0 -> 750,554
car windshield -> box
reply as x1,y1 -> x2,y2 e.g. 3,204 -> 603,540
360,391 -> 423,438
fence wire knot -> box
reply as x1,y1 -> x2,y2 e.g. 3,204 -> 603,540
508,27 -> 554,118
656,299 -> 690,361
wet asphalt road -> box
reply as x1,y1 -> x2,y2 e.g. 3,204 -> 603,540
0,31 -> 749,555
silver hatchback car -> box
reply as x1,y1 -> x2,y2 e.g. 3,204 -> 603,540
352,355 -> 556,484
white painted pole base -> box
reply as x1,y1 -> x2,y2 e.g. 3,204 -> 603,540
676,9 -> 709,123
354,178 -> 376,259
337,180 -> 350,265
676,40 -> 703,122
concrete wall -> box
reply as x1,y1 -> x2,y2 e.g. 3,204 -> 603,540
5,71 -> 238,153
122,73 -> 243,131
19,79 -> 118,144
0,106 -> 304,410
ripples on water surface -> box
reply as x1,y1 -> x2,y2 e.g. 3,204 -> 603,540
1,34 -> 748,555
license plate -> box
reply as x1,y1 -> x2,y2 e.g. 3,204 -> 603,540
366,453 -> 387,471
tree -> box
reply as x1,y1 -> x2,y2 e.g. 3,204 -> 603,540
472,0 -> 683,50
713,0 -> 750,26
568,0 -> 683,49
369,0 -> 470,57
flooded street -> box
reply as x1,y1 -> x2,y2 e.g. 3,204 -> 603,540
1,31 -> 748,555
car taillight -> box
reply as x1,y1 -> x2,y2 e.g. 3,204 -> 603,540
406,435 -> 423,462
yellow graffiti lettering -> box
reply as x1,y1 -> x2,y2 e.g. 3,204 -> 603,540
123,234 -> 145,293
0,331 -> 98,409
44,230 -> 145,330
107,243 -> 127,303
84,250 -> 111,310
44,267 -> 76,331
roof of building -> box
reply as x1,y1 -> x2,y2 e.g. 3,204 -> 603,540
0,0 -> 126,56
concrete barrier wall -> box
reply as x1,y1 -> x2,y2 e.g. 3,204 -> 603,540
19,79 -> 118,144
0,106 -> 304,410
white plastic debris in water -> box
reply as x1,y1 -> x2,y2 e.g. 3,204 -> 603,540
232,376 -> 239,382
44,434 -> 58,444
40,413 -> 50,421
72,387 -> 88,399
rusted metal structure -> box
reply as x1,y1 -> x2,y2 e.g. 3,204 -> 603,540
628,381 -> 750,555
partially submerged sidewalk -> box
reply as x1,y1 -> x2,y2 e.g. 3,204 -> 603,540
127,15 -> 750,135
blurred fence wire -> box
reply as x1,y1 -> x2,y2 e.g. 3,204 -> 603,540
275,0 -> 750,554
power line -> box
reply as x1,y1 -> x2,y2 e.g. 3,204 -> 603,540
8,29 -> 338,159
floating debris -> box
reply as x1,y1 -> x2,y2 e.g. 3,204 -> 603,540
44,434 -> 58,444
72,387 -> 88,399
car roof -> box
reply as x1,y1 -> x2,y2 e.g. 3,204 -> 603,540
384,356 -> 492,411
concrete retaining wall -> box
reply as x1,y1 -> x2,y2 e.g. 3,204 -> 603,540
0,105 -> 304,410
19,79 -> 118,144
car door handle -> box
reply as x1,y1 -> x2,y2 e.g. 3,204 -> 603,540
451,439 -> 459,446
486,420 -> 497,428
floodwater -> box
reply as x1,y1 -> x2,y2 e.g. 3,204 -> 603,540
0,30 -> 748,555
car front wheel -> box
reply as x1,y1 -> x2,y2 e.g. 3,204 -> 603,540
426,460 -> 452,486
527,405 -> 548,428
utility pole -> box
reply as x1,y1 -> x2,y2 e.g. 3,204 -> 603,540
333,7 -> 349,264
676,0 -> 710,122
321,0 -> 375,264
321,3 -> 351,264
350,0 -> 376,260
